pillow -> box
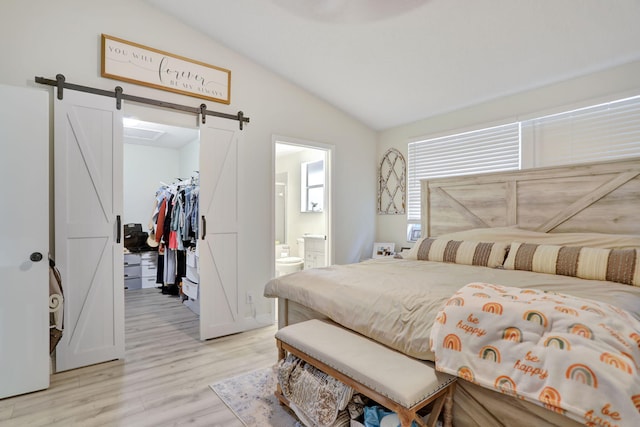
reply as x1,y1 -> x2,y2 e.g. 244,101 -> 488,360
406,238 -> 509,268
436,226 -> 640,249
504,242 -> 640,286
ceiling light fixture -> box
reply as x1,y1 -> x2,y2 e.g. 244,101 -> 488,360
271,0 -> 428,23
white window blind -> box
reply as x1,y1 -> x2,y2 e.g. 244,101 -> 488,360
407,123 -> 520,221
523,95 -> 640,167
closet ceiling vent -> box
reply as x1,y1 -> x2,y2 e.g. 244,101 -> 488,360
124,127 -> 165,141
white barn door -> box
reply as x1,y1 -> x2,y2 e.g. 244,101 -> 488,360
198,117 -> 248,340
0,85 -> 50,398
54,89 -> 124,371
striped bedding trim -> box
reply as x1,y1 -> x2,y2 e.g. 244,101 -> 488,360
416,238 -> 509,268
504,242 -> 640,286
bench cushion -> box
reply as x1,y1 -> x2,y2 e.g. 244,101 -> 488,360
275,319 -> 455,408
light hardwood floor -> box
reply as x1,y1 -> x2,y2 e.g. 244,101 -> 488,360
0,288 -> 278,427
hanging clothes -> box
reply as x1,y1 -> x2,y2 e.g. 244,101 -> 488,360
169,190 -> 185,251
183,185 -> 199,240
155,197 -> 167,244
148,175 -> 200,292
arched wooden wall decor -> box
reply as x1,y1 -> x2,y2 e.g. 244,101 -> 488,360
378,148 -> 406,214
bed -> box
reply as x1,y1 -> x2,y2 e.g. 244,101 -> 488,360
264,157 -> 640,426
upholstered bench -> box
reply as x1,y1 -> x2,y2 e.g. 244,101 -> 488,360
275,319 -> 456,427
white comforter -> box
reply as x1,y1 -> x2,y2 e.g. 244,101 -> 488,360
263,258 -> 640,361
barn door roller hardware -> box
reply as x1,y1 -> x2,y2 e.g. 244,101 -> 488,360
35,74 -> 250,130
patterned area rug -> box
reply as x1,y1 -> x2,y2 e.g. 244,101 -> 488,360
210,366 -> 302,427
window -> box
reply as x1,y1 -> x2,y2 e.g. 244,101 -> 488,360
301,159 -> 324,212
407,94 -> 640,223
407,123 -> 520,221
522,95 -> 640,168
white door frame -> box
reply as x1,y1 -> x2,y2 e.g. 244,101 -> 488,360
272,134 -> 334,276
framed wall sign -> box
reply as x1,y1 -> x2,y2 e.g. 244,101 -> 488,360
101,34 -> 231,105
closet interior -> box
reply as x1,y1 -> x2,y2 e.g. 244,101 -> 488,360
123,118 -> 201,315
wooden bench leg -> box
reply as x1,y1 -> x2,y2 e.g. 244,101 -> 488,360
275,339 -> 286,406
400,410 -> 432,427
425,396 -> 445,427
277,339 -> 286,361
421,382 -> 455,427
442,383 -> 455,427
398,410 -> 416,427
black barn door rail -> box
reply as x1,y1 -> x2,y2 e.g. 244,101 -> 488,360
35,74 -> 250,129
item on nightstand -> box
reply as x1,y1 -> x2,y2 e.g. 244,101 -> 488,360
372,242 -> 395,258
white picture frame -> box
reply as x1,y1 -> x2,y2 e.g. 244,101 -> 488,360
372,242 -> 395,258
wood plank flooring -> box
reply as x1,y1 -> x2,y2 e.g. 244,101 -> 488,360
0,288 -> 278,426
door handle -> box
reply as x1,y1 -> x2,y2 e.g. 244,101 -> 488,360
201,215 -> 206,240
30,252 -> 43,262
116,215 -> 122,243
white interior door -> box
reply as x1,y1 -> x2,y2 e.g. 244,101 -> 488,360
54,89 -> 124,371
198,117 -> 248,340
0,85 -> 50,399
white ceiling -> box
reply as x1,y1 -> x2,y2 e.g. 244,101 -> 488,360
146,0 -> 640,131
123,118 -> 198,149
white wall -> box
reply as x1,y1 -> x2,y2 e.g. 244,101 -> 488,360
123,138 -> 200,228
179,138 -> 200,179
0,0 -> 377,323
123,144 -> 180,226
377,59 -> 640,249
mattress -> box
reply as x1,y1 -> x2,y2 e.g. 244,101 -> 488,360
264,257 -> 640,362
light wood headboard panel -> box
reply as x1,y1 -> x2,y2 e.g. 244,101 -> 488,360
420,158 -> 640,237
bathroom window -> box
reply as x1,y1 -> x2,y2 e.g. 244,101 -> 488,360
301,159 -> 324,212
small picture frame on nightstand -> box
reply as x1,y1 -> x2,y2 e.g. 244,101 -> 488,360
372,242 -> 395,258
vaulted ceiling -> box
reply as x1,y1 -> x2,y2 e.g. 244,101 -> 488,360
146,0 -> 640,131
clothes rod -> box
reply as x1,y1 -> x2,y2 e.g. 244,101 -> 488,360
35,74 -> 250,130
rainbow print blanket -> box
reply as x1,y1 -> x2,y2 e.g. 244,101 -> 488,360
430,283 -> 640,426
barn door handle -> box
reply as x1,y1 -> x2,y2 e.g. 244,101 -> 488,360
116,215 -> 122,243
202,215 -> 206,240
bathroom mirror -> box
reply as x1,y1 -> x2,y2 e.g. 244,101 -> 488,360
301,159 -> 324,212
275,180 -> 287,244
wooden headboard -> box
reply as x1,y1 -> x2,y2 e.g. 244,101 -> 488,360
420,157 -> 640,237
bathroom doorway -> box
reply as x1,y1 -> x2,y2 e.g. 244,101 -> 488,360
273,136 -> 332,279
